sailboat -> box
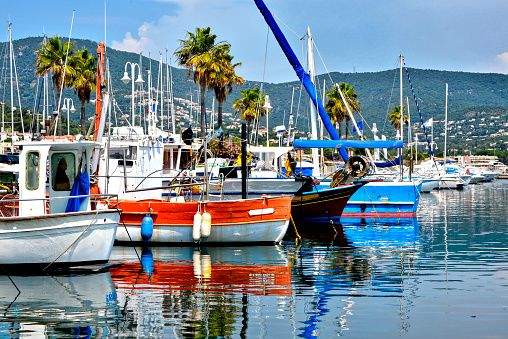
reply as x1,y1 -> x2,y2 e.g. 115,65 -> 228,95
253,1 -> 422,219
438,84 -> 468,189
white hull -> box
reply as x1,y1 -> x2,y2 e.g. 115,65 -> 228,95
439,177 -> 464,189
0,210 -> 119,266
420,179 -> 440,193
469,174 -> 484,184
193,178 -> 303,199
116,219 -> 289,243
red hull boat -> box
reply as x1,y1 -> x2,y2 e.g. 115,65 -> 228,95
109,196 -> 292,244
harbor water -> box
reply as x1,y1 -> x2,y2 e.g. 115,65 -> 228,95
0,181 -> 506,338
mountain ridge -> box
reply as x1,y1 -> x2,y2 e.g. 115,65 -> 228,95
1,36 -> 507,149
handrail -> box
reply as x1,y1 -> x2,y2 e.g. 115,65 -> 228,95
0,193 -> 118,204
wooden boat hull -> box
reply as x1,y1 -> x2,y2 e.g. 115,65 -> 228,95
291,183 -> 362,224
111,196 -> 292,243
0,210 -> 119,267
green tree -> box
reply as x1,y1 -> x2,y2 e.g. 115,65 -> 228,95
69,48 -> 96,135
388,105 -> 409,132
35,36 -> 75,97
325,82 -> 360,139
209,44 -> 245,129
175,27 -> 218,138
232,87 -> 266,136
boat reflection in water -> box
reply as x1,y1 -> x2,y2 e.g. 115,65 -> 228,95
0,271 -> 120,337
109,246 -> 292,337
291,217 -> 420,337
340,217 -> 420,247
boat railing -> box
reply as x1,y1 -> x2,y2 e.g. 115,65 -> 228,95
0,193 -> 119,218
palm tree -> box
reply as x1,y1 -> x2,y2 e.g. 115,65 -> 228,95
232,87 -> 266,136
325,82 -> 360,139
175,27 -> 218,138
388,105 -> 409,132
35,36 -> 75,98
69,48 -> 96,135
209,44 -> 245,129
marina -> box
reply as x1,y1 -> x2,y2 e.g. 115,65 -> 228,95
0,0 -> 507,337
0,181 -> 506,337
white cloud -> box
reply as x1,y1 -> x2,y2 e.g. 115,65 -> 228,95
496,51 -> 508,64
109,0 -> 277,79
492,51 -> 508,73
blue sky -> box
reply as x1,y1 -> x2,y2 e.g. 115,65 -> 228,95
2,0 -> 508,82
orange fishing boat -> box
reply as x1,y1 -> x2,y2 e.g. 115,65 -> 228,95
90,42 -> 291,244
109,195 -> 292,243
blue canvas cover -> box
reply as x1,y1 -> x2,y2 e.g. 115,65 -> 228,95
65,168 -> 90,213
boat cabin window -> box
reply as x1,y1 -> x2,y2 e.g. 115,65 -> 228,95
26,151 -> 40,191
51,153 -> 75,191
108,146 -> 137,160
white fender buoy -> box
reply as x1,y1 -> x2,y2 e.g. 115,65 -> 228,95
201,211 -> 212,238
193,211 -> 202,242
201,254 -> 211,279
192,250 -> 202,278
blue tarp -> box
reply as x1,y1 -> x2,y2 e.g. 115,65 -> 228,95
293,139 -> 404,150
65,169 -> 90,213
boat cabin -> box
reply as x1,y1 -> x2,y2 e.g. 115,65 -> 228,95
98,128 -> 195,200
17,140 -> 96,217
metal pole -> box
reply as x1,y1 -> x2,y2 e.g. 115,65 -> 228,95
241,122 -> 248,199
399,54 -> 404,180
131,64 -> 135,127
8,24 -> 15,144
306,26 -> 320,177
444,83 -> 448,164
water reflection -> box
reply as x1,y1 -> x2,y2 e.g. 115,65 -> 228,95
0,182 -> 504,337
341,218 -> 420,248
0,271 -> 120,337
289,217 -> 420,337
109,246 -> 292,337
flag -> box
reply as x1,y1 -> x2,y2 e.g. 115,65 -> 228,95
423,118 -> 433,128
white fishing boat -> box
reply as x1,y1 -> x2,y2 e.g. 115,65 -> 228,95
0,140 -> 119,268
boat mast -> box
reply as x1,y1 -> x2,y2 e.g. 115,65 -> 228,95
444,83 -> 448,164
8,23 -> 14,145
306,26 -> 320,177
286,86 -> 294,146
399,54 -> 404,180
167,53 -> 176,134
